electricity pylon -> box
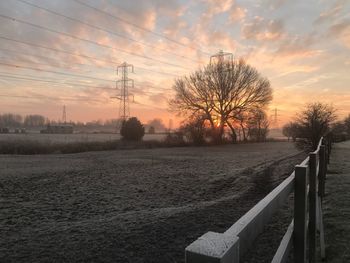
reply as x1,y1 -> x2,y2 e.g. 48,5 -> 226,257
111,62 -> 134,129
270,107 -> 280,129
62,105 -> 67,124
210,50 -> 233,65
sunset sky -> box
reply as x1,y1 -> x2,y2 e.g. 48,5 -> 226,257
0,0 -> 349,127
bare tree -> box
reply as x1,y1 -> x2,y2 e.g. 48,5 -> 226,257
282,122 -> 300,142
180,113 -> 208,145
0,113 -> 23,128
24,115 -> 45,127
236,111 -> 249,142
345,114 -> 350,135
331,114 -> 350,142
247,108 -> 269,142
170,58 -> 273,143
294,103 -> 337,150
146,118 -> 166,133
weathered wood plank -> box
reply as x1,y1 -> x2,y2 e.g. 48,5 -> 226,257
185,232 -> 239,263
294,165 -> 308,263
224,174 -> 294,256
271,221 -> 294,263
309,153 -> 317,263
318,197 -> 326,260
319,145 -> 326,198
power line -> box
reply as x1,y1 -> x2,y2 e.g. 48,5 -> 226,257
0,47 -> 180,79
0,93 -> 169,111
0,72 -> 114,90
0,36 -> 180,78
133,100 -> 168,112
0,93 -> 106,102
0,71 -> 171,97
0,48 -> 177,94
0,56 -> 174,94
0,73 -> 171,110
15,0 -> 203,64
0,13 -> 190,70
74,0 -> 210,56
0,61 -> 115,83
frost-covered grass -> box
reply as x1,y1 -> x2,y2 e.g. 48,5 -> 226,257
0,133 -> 166,143
323,141 -> 350,263
0,142 -> 303,262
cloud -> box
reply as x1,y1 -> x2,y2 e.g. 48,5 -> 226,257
266,0 -> 288,10
274,34 -> 321,58
328,19 -> 350,48
203,0 -> 235,18
315,4 -> 343,24
242,17 -> 285,41
229,6 -> 247,23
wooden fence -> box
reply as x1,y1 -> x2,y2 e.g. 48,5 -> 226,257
185,136 -> 332,263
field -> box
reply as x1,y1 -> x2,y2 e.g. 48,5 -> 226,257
0,142 -> 305,262
0,129 -> 286,145
0,133 -> 166,144
323,141 -> 350,262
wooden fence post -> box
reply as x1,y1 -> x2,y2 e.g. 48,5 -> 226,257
185,232 -> 240,263
294,165 -> 307,263
309,153 -> 317,263
326,137 -> 331,164
319,145 -> 326,198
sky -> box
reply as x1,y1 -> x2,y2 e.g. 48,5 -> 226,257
0,0 -> 349,127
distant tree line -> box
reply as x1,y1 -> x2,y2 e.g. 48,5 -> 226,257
282,103 -> 349,150
0,113 -> 46,128
0,113 -> 167,133
331,115 -> 350,141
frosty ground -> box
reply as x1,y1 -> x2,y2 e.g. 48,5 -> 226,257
0,142 -> 305,262
323,140 -> 350,262
0,133 -> 166,144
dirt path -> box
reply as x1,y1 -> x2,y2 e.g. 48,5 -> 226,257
323,141 -> 350,262
0,142 -> 304,263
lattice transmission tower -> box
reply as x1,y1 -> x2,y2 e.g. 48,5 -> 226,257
210,50 -> 233,65
270,107 -> 281,129
112,62 -> 134,128
62,105 -> 67,124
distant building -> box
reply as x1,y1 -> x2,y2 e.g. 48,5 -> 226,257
40,124 -> 73,134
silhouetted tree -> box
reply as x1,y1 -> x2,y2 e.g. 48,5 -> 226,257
345,114 -> 350,135
170,58 -> 272,143
0,113 -> 22,128
146,118 -> 166,132
294,103 -> 337,150
180,114 -> 208,145
24,115 -> 45,127
282,122 -> 300,142
148,126 -> 155,134
331,121 -> 348,142
120,117 -> 145,141
247,108 -> 269,142
235,111 -> 249,142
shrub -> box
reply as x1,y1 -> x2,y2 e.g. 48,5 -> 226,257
293,103 -> 337,150
120,117 -> 145,141
163,131 -> 186,146
148,126 -> 155,134
180,115 -> 207,145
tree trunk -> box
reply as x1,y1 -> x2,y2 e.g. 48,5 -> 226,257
226,121 -> 237,143
240,122 -> 247,142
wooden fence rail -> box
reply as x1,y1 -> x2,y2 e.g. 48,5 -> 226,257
185,136 -> 332,263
